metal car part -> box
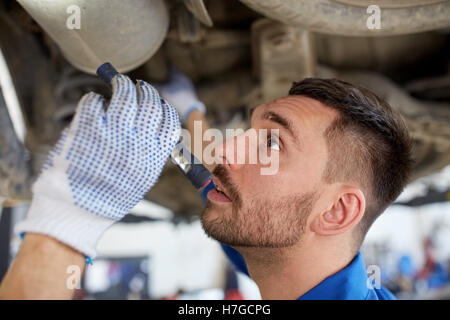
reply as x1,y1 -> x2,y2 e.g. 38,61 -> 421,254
333,0 -> 447,9
165,28 -> 250,80
17,0 -> 169,74
314,32 -> 447,73
316,66 -> 450,180
183,0 -> 213,27
0,83 -> 31,202
1,0 -> 450,216
238,0 -> 450,36
176,4 -> 205,43
251,19 -> 315,103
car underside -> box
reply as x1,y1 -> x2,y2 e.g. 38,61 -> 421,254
1,0 -> 450,217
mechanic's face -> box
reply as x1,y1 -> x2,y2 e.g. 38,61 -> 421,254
201,96 -> 337,248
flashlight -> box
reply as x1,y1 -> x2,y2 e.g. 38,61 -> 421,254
96,62 -> 212,190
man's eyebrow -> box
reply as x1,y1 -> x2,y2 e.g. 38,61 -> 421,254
261,111 -> 300,145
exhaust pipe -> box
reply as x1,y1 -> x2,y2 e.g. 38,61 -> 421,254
17,0 -> 169,74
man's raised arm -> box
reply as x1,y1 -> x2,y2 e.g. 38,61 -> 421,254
0,74 -> 181,299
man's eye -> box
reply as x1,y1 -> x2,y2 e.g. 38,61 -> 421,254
267,134 -> 280,151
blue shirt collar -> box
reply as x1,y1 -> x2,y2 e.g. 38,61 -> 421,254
298,252 -> 370,300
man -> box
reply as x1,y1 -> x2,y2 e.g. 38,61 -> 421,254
0,70 -> 413,299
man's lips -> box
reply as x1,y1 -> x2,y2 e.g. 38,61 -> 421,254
208,177 -> 232,203
207,188 -> 232,203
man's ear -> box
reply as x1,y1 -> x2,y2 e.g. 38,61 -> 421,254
310,186 -> 365,236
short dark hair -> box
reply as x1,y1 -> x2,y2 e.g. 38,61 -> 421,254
289,78 -> 414,246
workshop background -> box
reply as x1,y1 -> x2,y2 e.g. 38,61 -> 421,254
1,0 -> 450,299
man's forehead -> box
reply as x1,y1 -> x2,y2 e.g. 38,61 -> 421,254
252,95 -> 337,127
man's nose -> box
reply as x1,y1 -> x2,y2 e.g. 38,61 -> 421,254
214,130 -> 256,171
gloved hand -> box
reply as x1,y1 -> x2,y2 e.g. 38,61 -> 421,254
15,75 -> 181,258
157,67 -> 206,125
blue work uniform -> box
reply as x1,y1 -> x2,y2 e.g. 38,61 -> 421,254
202,182 -> 396,300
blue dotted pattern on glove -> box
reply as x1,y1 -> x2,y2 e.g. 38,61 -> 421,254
44,75 -> 180,220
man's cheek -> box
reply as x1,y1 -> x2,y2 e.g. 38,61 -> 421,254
259,147 -> 279,176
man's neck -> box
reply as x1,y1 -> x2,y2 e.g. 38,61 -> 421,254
235,243 -> 354,300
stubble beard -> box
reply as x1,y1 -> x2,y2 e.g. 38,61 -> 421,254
201,191 -> 317,248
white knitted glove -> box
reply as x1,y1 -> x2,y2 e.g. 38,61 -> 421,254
157,68 -> 206,125
15,75 -> 181,258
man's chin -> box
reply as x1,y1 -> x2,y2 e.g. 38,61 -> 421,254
201,205 -> 232,242
201,205 -> 224,229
